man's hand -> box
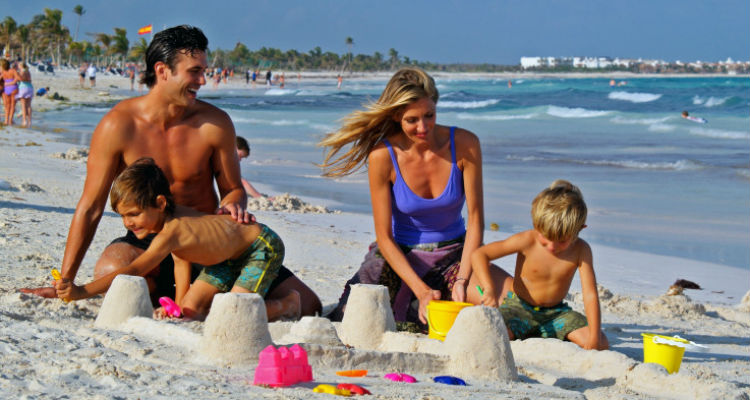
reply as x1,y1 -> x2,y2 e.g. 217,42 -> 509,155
417,288 -> 442,325
216,203 -> 254,224
19,286 -> 57,298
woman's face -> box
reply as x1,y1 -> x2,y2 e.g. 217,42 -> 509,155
396,97 -> 436,141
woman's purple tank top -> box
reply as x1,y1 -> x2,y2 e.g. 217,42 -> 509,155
383,126 -> 466,245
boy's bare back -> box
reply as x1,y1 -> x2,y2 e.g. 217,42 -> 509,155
510,230 -> 592,308
158,206 -> 262,266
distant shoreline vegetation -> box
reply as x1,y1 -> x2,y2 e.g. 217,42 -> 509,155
1,8 -> 747,75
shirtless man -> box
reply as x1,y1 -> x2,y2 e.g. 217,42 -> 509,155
22,26 -> 321,316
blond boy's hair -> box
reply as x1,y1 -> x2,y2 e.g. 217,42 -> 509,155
531,180 -> 587,241
110,158 -> 176,215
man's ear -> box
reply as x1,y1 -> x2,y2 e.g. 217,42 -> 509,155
154,61 -> 168,81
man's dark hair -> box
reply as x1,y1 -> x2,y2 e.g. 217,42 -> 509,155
140,25 -> 208,88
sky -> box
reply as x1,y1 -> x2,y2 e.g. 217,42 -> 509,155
7,1 -> 750,65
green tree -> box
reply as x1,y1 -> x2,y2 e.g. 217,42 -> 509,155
344,36 -> 353,73
0,16 -> 17,58
72,5 -> 85,42
111,27 -> 129,66
129,37 -> 148,61
389,48 -> 399,70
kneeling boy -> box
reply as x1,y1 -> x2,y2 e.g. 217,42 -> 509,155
55,158 -> 301,321
471,180 -> 608,350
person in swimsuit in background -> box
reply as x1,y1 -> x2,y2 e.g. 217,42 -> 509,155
320,67 -> 513,330
1,59 -> 21,126
15,63 -> 34,128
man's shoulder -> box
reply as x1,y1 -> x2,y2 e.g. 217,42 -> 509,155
189,100 -> 232,125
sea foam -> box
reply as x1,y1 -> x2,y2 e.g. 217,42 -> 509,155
438,99 -> 500,109
689,127 -> 750,140
547,106 -> 610,118
608,91 -> 662,103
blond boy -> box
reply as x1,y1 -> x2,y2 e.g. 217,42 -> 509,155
471,180 -> 608,350
55,158 -> 300,321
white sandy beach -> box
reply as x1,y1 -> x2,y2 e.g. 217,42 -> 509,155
0,70 -> 749,399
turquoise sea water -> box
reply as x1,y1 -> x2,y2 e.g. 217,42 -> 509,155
37,76 -> 750,270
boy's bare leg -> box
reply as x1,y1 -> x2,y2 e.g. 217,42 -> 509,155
566,327 -> 609,350
466,264 -> 514,305
266,275 -> 322,317
180,280 -> 222,321
231,285 -> 302,322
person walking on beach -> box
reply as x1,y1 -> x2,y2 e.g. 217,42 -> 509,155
86,63 -> 97,87
1,59 -> 21,126
78,63 -> 87,87
265,70 -> 272,86
21,25 -> 321,317
320,67 -> 513,330
15,63 -> 34,128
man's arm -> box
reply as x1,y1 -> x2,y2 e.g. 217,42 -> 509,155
209,110 -> 250,222
577,242 -> 602,350
60,113 -> 131,280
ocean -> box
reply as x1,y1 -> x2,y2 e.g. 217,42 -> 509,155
37,75 -> 750,270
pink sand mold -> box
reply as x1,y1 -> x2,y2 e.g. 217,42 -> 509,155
158,296 -> 182,318
383,373 -> 417,383
253,344 -> 313,387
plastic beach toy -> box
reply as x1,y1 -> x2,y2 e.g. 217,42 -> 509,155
384,373 -> 417,383
253,344 -> 313,387
51,269 -> 70,303
336,369 -> 368,377
313,384 -> 351,396
642,333 -> 708,374
433,375 -> 467,385
426,300 -> 474,341
337,383 -> 371,395
158,296 -> 182,318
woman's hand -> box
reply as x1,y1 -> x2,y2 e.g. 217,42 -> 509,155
417,288 -> 442,324
451,278 -> 467,303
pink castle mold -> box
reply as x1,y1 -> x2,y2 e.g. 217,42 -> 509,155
253,344 -> 313,387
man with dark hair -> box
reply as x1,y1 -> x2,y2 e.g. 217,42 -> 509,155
23,25 -> 321,316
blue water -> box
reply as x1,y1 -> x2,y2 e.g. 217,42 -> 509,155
36,76 -> 750,270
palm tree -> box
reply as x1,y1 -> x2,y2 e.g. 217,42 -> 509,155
111,28 -> 129,66
16,25 -> 29,61
40,9 -> 66,64
72,5 -> 85,42
345,36 -> 353,74
95,33 -> 111,65
388,48 -> 399,70
1,16 -> 17,58
129,38 -> 148,61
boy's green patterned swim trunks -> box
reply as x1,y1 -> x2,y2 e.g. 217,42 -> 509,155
499,291 -> 587,341
196,224 -> 284,296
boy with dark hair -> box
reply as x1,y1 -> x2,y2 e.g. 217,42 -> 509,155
55,159 -> 303,321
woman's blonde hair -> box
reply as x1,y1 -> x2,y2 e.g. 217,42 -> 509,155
531,180 -> 587,242
318,67 -> 439,177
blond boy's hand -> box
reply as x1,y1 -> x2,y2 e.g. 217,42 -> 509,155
153,307 -> 169,320
481,288 -> 499,308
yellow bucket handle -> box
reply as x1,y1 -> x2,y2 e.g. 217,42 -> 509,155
652,335 -> 708,351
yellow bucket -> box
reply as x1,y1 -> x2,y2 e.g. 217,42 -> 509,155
426,300 -> 473,341
641,333 -> 689,374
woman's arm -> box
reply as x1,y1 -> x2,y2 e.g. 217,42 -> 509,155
368,146 -> 439,324
452,129 -> 484,302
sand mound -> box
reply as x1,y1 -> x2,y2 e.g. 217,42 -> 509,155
52,147 -> 89,161
247,193 -> 338,214
278,316 -> 342,346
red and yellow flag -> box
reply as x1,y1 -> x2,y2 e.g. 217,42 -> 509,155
137,24 -> 153,35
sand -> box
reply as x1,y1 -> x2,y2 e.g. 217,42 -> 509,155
0,70 -> 748,399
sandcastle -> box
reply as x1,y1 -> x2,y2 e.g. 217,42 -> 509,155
94,279 -> 517,381
199,293 -> 273,365
94,275 -> 153,329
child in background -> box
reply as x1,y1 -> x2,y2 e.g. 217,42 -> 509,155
236,136 -> 272,199
471,180 -> 608,350
55,158 -> 301,321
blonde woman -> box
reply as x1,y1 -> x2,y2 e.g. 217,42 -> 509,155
16,63 -> 34,127
320,67 -> 512,329
1,59 -> 21,125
